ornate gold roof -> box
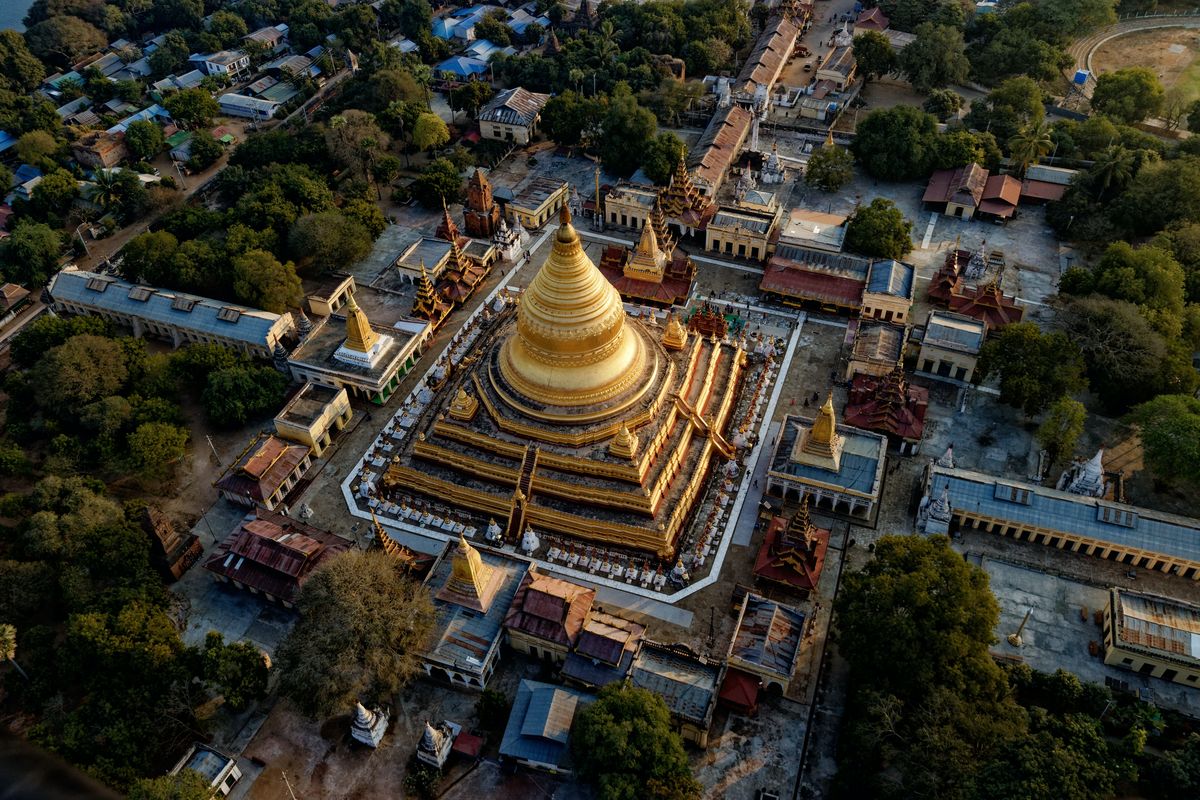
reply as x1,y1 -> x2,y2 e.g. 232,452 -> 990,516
500,204 -> 647,407
662,312 -> 687,351
794,392 -> 845,471
343,292 -> 379,353
435,534 -> 501,613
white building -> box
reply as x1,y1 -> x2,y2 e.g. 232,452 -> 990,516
477,87 -> 550,145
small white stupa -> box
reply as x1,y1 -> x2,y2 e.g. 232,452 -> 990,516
351,702 -> 389,748
520,525 -> 540,555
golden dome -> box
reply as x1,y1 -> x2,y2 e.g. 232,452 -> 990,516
500,205 -> 646,407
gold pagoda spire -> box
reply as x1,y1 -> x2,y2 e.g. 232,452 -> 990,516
808,393 -> 838,453
662,311 -> 687,351
344,292 -> 379,353
499,193 -> 647,407
435,534 -> 500,613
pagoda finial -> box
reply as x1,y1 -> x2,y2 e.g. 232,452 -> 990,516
559,198 -> 572,226
812,392 -> 837,446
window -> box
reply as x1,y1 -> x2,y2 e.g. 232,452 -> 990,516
217,306 -> 242,323
1096,504 -> 1137,528
923,359 -> 934,372
128,286 -> 152,301
993,483 -> 1032,505
85,276 -> 109,292
171,296 -> 196,312
955,367 -> 967,381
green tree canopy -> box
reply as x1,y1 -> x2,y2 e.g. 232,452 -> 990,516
232,248 -> 303,311
199,632 -> 269,712
845,198 -> 913,260
805,144 -> 855,193
977,323 -> 1086,415
923,88 -> 963,121
1091,68 -> 1165,123
410,158 -> 463,208
34,334 -> 129,409
164,88 -> 220,130
1092,242 -> 1186,338
125,422 -> 188,480
275,550 -> 435,718
288,211 -> 372,276
964,76 -> 1045,148
128,771 -> 213,800
640,131 -> 686,185
598,83 -> 658,177
24,16 -> 107,66
1036,397 -> 1087,467
572,684 -> 702,800
1129,394 -> 1200,488
900,23 -> 969,93
185,129 -> 224,172
2,220 -> 64,286
201,365 -> 288,428
411,111 -> 449,153
0,29 -> 45,93
124,120 -> 165,162
851,106 -> 938,181
853,31 -> 897,82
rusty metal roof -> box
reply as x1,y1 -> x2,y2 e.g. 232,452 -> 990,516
478,87 -> 550,127
690,105 -> 752,190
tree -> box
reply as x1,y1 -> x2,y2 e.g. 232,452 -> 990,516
209,10 -> 248,48
598,83 -> 659,177
30,168 -> 80,221
805,144 -> 854,192
164,88 -> 219,130
325,110 -> 389,180
288,211 -> 372,276
851,106 -> 938,180
852,31 -> 896,82
385,0 -> 433,40
232,249 -> 303,312
1057,295 -> 1195,411
202,365 -> 288,427
1008,120 -> 1052,177
572,685 -> 702,800
449,81 -> 494,119
185,130 -> 224,172
964,76 -> 1045,147
0,623 -> 29,681
126,422 -> 188,480
977,323 -> 1086,416
1129,394 -> 1200,487
2,221 -> 63,286
149,31 -> 190,77
1189,100 -> 1200,133
342,197 -> 388,239
844,198 -> 913,260
125,120 -> 165,161
24,16 -> 107,66
476,688 -> 510,733
640,132 -> 686,185
34,335 -> 129,409
411,111 -> 449,153
541,90 -> 604,148
1091,68 -> 1165,123
16,129 -> 58,167
275,550 -> 435,718
1115,156 -> 1200,236
900,23 -> 969,93
200,632 -> 269,712
474,10 -> 514,46
923,88 -> 962,121
0,30 -> 45,93
410,158 -> 463,208
128,771 -> 212,800
1036,397 -> 1086,467
1089,145 -> 1135,200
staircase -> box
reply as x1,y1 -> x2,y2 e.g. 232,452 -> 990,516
505,445 -> 539,541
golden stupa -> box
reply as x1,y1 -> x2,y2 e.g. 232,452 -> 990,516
384,205 -> 746,556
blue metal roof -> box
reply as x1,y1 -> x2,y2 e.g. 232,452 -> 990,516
930,466 -> 1200,564
499,680 -> 593,768
49,268 -> 287,347
771,417 -> 886,495
0,131 -> 16,153
865,259 -> 915,299
436,56 -> 489,77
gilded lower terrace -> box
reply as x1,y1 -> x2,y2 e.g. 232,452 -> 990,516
382,324 -> 745,556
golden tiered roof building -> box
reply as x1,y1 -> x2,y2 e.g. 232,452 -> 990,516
383,206 -> 747,557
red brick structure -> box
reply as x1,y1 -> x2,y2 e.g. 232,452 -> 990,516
463,168 -> 500,238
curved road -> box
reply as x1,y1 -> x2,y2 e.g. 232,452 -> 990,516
1067,13 -> 1200,95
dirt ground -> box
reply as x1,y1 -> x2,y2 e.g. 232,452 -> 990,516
1091,28 -> 1200,105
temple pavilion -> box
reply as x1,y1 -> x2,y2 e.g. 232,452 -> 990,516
382,206 -> 746,557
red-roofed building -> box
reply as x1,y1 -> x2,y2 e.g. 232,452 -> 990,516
203,511 -> 351,606
216,434 -> 313,512
844,366 -> 929,454
979,174 -> 1021,221
760,246 -> 870,313
718,667 -> 762,716
923,164 -> 989,218
753,501 -> 830,598
854,6 -> 889,32
504,568 -> 595,663
928,248 -> 969,304
948,281 -> 1024,330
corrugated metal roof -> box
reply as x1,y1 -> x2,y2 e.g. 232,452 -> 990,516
499,680 -> 593,767
865,259 -> 914,299
478,87 -> 550,126
630,642 -> 720,724
427,545 -> 527,674
924,310 -> 985,352
49,267 -> 289,348
731,595 -> 804,678
770,415 -> 886,495
1114,590 -> 1200,664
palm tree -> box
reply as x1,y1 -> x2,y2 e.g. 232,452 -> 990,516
568,68 -> 585,94
0,624 -> 29,681
87,168 -> 123,216
1091,144 -> 1135,200
1007,121 -> 1053,177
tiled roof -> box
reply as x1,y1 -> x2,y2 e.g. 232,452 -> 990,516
690,104 -> 752,190
1112,590 -> 1200,666
736,13 -> 802,93
504,570 -> 594,648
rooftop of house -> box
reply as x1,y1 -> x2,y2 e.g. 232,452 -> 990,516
499,680 -> 594,768
923,310 -> 986,353
276,383 -> 346,428
504,569 -> 595,648
864,259 -> 915,300
630,641 -> 721,724
216,435 -> 310,503
1111,589 -> 1200,667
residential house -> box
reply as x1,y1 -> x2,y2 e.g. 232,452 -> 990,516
499,680 -> 594,773
218,93 -> 282,119
923,163 -> 988,218
816,45 -> 856,90
630,641 -> 723,747
917,309 -> 985,383
189,50 -> 251,79
273,383 -> 353,457
1021,164 -> 1078,204
244,23 -> 290,54
861,259 -> 915,323
477,87 -> 550,145
72,130 -> 128,170
436,56 -> 490,81
728,594 -> 805,694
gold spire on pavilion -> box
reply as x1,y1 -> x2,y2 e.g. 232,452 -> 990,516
609,423 -> 639,460
796,392 -> 845,471
344,292 -> 379,353
435,534 -> 500,613
662,311 -> 687,351
500,201 -> 647,407
448,387 -> 479,421
624,220 -> 669,280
